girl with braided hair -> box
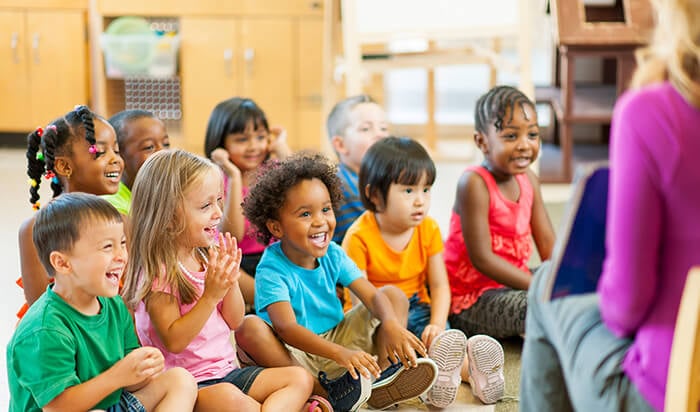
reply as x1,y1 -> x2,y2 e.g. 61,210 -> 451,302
444,85 -> 555,339
17,105 -> 124,319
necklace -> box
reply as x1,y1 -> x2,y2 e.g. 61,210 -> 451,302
178,260 -> 206,285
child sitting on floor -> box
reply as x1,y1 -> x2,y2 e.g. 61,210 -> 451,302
239,152 -> 439,411
7,193 -> 197,411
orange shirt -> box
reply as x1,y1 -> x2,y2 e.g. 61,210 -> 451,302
343,211 -> 444,304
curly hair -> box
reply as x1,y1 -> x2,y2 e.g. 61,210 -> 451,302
242,151 -> 342,244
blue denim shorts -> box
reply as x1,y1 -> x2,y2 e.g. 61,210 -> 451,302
197,366 -> 264,394
407,293 -> 450,338
106,390 -> 146,412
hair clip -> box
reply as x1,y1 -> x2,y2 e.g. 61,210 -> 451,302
28,178 -> 37,188
88,145 -> 98,154
74,104 -> 83,111
47,125 -> 56,132
35,152 -> 44,161
44,170 -> 55,180
35,127 -> 43,137
32,202 -> 40,211
52,176 -> 59,185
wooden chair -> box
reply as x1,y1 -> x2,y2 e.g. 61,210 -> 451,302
324,0 -> 534,151
539,0 -> 654,182
665,266 -> 700,412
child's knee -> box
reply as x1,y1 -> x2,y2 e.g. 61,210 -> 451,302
289,366 -> 315,392
378,285 -> 409,313
235,315 -> 272,343
163,366 -> 198,394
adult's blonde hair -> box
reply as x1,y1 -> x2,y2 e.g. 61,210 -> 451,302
122,149 -> 218,308
631,0 -> 700,107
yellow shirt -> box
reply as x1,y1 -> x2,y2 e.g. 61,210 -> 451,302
343,211 -> 444,304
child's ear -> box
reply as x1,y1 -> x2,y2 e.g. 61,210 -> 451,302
474,131 -> 489,154
364,185 -> 383,211
331,135 -> 349,156
49,251 -> 72,275
53,156 -> 73,178
266,219 -> 283,239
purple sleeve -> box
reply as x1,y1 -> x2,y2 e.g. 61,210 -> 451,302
597,92 -> 663,337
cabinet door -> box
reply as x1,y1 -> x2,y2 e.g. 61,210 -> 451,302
296,18 -> 323,151
27,10 -> 87,128
180,17 -> 238,155
239,18 -> 294,150
0,11 -> 29,132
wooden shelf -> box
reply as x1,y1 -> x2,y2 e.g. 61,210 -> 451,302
537,84 -> 616,124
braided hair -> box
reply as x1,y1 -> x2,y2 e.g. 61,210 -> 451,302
26,105 -> 99,210
474,86 -> 535,134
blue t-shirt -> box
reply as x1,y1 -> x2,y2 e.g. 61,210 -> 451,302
333,163 -> 364,244
255,241 -> 361,334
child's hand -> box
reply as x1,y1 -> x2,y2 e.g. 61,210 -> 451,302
382,320 -> 427,368
210,148 -> 241,179
269,126 -> 290,159
335,348 -> 381,380
202,233 -> 242,301
112,347 -> 164,387
421,323 -> 445,349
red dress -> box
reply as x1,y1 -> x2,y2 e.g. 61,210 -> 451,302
444,166 -> 533,314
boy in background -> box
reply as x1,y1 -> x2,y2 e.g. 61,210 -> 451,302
327,95 -> 390,244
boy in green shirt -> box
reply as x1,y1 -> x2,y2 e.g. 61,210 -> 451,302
7,193 -> 196,412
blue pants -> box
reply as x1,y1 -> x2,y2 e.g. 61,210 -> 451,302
520,267 -> 654,411
406,294 -> 449,339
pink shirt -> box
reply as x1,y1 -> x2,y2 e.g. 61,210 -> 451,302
134,265 -> 238,381
222,173 -> 265,254
444,166 -> 533,313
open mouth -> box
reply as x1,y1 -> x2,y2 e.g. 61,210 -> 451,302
309,232 -> 328,247
105,269 -> 122,286
105,170 -> 121,182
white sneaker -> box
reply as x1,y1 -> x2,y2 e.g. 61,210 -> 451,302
467,335 -> 505,404
426,329 -> 468,408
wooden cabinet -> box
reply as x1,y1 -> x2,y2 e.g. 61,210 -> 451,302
0,3 -> 87,132
92,1 -> 325,155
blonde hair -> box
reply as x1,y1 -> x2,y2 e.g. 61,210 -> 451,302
122,149 -> 218,308
631,0 -> 700,107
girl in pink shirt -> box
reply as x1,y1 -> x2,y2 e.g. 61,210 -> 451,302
122,149 -> 328,411
444,86 -> 555,338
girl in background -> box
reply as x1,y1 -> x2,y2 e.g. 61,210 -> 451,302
204,97 -> 290,307
17,105 -> 124,318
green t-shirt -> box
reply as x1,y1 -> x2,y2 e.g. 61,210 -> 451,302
6,285 -> 140,411
102,181 -> 132,215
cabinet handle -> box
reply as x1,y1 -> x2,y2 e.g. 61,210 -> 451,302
11,32 -> 19,64
223,48 -> 233,77
32,33 -> 40,64
244,48 -> 255,76
309,1 -> 323,10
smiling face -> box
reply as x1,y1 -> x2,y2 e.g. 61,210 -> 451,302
179,167 -> 224,253
334,102 -> 389,173
119,116 -> 170,189
223,120 -> 270,173
476,103 -> 540,180
63,118 -> 124,195
267,178 -> 336,269
51,216 -> 127,308
372,172 -> 432,231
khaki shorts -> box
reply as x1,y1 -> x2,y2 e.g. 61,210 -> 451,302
286,303 -> 381,379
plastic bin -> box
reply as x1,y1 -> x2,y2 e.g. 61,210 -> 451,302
101,33 -> 180,78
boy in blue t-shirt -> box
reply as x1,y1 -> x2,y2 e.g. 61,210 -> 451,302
240,152 -> 438,412
6,193 -> 196,412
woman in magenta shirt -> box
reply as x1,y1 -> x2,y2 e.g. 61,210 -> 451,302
520,1 -> 700,410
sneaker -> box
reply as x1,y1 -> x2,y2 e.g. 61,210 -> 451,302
367,358 -> 438,410
426,329 -> 468,408
318,370 -> 371,412
466,334 -> 505,404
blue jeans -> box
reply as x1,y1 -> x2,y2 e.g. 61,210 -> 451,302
406,294 -> 449,339
197,366 -> 264,394
106,390 -> 145,412
520,267 -> 654,411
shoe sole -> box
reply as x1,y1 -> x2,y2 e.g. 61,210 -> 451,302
427,329 -> 468,408
367,359 -> 438,410
467,335 -> 505,404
